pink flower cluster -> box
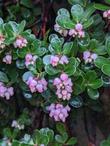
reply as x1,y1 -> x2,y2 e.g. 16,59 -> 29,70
0,82 -> 14,100
0,34 -> 5,49
25,54 -> 38,67
53,73 -> 73,100
103,10 -> 110,19
69,23 -> 85,38
54,24 -> 68,37
14,36 -> 28,48
48,103 -> 70,122
83,51 -> 98,63
3,54 -> 12,64
50,55 -> 69,67
26,76 -> 47,93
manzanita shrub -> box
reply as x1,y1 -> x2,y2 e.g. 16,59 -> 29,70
1,0 -> 110,146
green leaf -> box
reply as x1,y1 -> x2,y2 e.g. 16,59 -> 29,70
102,64 -> 110,76
63,42 -> 73,55
83,17 -> 94,28
45,65 -> 61,75
94,3 -> 110,11
18,20 -> 26,34
12,140 -> 20,146
57,8 -> 70,17
20,0 -> 33,8
87,88 -> 99,100
85,70 -> 97,82
106,37 -> 110,55
66,137 -> 77,145
64,58 -> 76,76
105,0 -> 110,4
3,128 -> 12,138
70,96 -> 83,108
55,133 -> 68,144
56,15 -> 75,29
43,55 -> 51,65
68,0 -> 84,6
0,71 -> 9,83
50,37 -> 62,53
82,4 -> 95,20
78,33 -> 90,49
88,79 -> 103,89
56,123 -> 66,134
93,45 -> 107,55
0,18 -> 3,24
94,56 -> 110,69
40,128 -> 54,142
71,4 -> 84,22
74,75 -> 86,95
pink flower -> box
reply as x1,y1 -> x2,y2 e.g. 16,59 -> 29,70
7,87 -> 14,96
14,36 -> 28,48
53,78 -> 61,85
50,55 -> 69,67
53,73 -> 73,100
60,73 -> 68,81
0,82 -> 14,100
25,54 -> 37,67
75,23 -> 83,31
103,10 -> 110,19
83,51 -> 97,63
26,76 -> 47,93
3,54 -> 12,64
48,103 -> 70,122
103,11 -> 108,18
91,53 -> 98,60
50,55 -> 59,67
83,51 -> 91,60
68,29 -> 77,37
25,54 -> 33,62
78,31 -> 85,38
68,23 -> 85,38
59,55 -> 69,64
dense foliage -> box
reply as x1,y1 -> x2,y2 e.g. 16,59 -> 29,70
0,0 -> 110,146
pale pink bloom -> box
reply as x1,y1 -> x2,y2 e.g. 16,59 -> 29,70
78,31 -> 85,38
69,23 -> 85,38
53,78 -> 61,85
103,10 -> 110,19
50,55 -> 59,67
83,51 -> 97,63
75,23 -> 83,31
25,54 -> 37,67
26,76 -> 47,93
91,53 -> 98,60
5,92 -> 10,100
25,54 -> 33,62
3,54 -> 12,64
59,55 -> 69,64
68,29 -> 77,37
0,82 -> 14,100
53,73 -> 73,100
60,73 -> 68,81
14,36 -> 28,48
48,103 -> 70,122
103,11 -> 108,18
7,87 -> 14,96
